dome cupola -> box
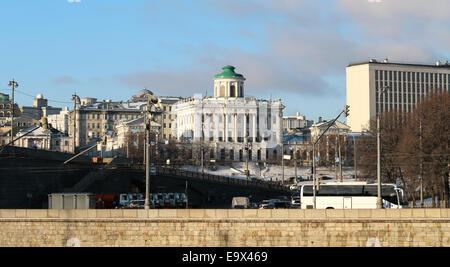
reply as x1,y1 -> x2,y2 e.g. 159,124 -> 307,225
213,65 -> 245,98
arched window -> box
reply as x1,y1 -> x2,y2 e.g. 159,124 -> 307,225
230,85 -> 236,97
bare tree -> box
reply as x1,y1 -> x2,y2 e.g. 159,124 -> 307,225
357,109 -> 406,184
398,89 -> 449,207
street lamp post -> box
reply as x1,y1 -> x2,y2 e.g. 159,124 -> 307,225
8,79 -> 18,145
377,86 -> 389,209
312,105 -> 350,208
144,91 -> 161,210
244,109 -> 250,181
71,93 -> 79,154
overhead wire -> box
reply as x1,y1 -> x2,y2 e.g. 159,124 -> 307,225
0,88 -> 73,104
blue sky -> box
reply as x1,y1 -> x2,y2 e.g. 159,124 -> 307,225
1,0 -> 449,122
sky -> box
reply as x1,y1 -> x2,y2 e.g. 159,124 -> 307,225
1,0 -> 449,122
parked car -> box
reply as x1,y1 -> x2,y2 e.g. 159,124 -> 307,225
166,193 -> 176,208
273,201 -> 291,209
154,193 -> 165,208
260,203 -> 275,209
129,199 -> 146,209
231,197 -> 250,209
150,164 -> 156,175
259,199 -> 274,209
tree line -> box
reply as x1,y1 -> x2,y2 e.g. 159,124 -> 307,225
357,89 -> 449,207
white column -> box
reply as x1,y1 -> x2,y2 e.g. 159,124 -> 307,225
243,112 -> 247,142
233,112 -> 237,142
224,113 -> 228,142
252,113 -> 256,142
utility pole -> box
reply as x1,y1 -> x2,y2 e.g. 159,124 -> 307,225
244,109 -> 250,181
8,79 -> 18,145
338,128 -> 343,182
282,143 -> 284,185
419,120 -> 423,207
352,134 -> 357,180
377,86 -> 389,209
294,142 -> 297,181
201,101 -> 204,175
313,105 -> 350,208
71,93 -> 79,154
145,110 -> 151,210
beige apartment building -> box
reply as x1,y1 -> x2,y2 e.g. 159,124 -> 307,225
158,96 -> 183,141
346,59 -> 450,132
70,95 -> 147,148
69,90 -> 183,150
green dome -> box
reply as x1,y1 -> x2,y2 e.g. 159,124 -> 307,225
214,65 -> 244,79
0,93 -> 9,102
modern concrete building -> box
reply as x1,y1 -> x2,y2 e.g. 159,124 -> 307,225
172,65 -> 285,162
346,59 -> 450,132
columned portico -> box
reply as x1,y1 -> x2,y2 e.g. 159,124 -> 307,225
173,65 -> 284,162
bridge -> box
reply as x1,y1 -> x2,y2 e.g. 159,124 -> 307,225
0,146 -> 291,208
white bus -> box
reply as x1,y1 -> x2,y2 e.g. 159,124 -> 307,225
299,182 -> 408,209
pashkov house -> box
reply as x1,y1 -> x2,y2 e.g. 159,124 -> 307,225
172,65 -> 285,162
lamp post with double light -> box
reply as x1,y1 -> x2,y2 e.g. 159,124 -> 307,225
144,91 -> 162,210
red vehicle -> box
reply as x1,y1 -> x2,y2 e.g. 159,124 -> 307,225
95,193 -> 120,209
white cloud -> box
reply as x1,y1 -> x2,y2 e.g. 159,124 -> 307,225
121,0 -> 448,117
67,0 -> 81,3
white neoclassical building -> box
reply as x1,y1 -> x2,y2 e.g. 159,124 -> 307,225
172,65 -> 284,162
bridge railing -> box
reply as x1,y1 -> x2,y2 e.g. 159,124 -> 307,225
155,166 -> 289,192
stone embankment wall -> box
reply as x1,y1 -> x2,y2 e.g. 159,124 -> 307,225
0,209 -> 449,247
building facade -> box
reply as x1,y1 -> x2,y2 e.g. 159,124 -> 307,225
282,112 -> 314,134
158,96 -> 183,141
47,107 -> 70,134
346,59 -> 450,132
15,124 -> 73,153
70,95 -> 147,148
172,65 -> 285,162
20,94 -> 61,120
0,93 -> 20,126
